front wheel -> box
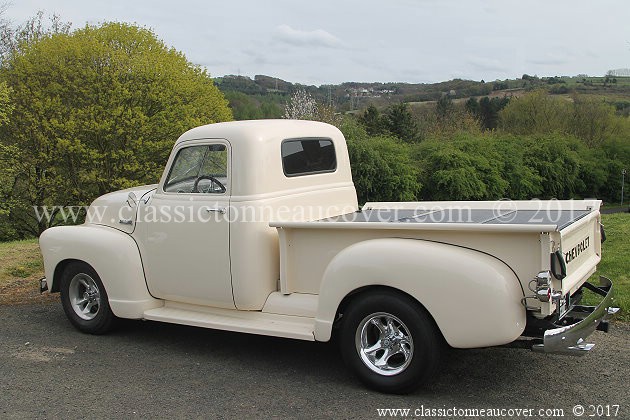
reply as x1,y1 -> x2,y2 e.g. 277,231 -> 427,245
339,291 -> 442,394
60,262 -> 116,334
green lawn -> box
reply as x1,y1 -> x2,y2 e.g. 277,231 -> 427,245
0,238 -> 41,277
0,238 -> 57,305
0,214 -> 628,320
587,213 -> 629,321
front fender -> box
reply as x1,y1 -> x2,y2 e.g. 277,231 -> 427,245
39,224 -> 162,318
314,238 -> 526,348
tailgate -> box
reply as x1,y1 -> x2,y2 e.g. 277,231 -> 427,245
559,210 -> 602,295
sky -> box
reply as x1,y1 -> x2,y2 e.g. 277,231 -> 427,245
3,0 -> 630,86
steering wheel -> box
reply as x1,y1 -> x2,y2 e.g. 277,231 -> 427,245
192,175 -> 226,194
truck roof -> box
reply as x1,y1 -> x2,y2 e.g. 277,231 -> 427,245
176,119 -> 343,146
171,119 -> 355,199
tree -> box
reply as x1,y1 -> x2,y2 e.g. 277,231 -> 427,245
0,10 -> 71,64
0,20 -> 232,237
0,80 -> 15,239
569,95 -> 619,147
436,95 -> 454,119
384,102 -> 419,143
419,99 -> 480,140
499,90 -> 569,135
283,89 -> 318,120
0,80 -> 10,124
358,104 -> 385,135
465,97 -> 479,115
478,96 -> 510,130
499,90 -> 624,148
282,87 -> 340,125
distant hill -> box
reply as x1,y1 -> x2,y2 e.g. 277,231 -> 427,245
214,73 -> 630,117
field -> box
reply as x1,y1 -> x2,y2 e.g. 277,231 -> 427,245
561,76 -> 630,88
585,213 -> 630,321
1,214 -> 628,320
0,239 -> 57,305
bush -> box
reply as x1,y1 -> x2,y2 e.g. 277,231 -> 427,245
414,134 -> 508,200
340,119 -> 420,204
412,132 -> 624,202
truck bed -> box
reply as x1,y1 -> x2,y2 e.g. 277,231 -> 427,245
271,200 -> 602,299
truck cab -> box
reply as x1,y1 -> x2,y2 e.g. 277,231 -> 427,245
134,120 -> 357,311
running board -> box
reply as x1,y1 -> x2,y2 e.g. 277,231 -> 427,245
143,302 -> 315,341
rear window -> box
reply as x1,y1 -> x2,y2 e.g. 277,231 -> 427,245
281,138 -> 337,177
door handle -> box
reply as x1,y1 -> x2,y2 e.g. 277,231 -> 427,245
205,207 -> 226,215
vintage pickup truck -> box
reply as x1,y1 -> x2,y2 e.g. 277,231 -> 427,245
39,120 -> 618,393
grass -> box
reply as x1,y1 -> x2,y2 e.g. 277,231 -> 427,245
0,239 -> 57,305
586,213 -> 630,321
0,215 -> 627,320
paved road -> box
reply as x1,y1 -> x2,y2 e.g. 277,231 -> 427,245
1,302 -> 627,419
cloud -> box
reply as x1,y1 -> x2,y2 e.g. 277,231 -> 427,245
466,55 -> 509,73
241,48 -> 269,65
527,54 -> 570,66
273,24 -> 342,49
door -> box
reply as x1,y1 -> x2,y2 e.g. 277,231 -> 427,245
141,140 -> 234,308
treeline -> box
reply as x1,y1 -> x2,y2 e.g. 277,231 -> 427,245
222,91 -> 283,120
341,91 -> 630,205
218,71 -> 630,116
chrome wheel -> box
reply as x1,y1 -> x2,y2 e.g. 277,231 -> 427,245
355,312 -> 414,376
68,273 -> 101,320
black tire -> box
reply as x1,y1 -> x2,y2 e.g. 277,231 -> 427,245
60,262 -> 116,334
339,290 -> 442,394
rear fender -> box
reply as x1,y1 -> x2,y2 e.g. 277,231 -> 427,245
39,225 -> 162,318
314,238 -> 526,348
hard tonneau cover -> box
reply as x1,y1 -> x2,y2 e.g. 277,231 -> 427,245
320,208 -> 592,231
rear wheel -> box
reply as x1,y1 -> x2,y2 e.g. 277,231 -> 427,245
60,262 -> 116,334
339,290 -> 442,394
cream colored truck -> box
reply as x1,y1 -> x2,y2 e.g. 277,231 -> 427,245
39,120 -> 619,393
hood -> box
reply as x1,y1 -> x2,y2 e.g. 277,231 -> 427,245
86,184 -> 158,234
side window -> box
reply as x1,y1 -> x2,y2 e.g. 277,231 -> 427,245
281,138 -> 336,177
164,144 -> 228,193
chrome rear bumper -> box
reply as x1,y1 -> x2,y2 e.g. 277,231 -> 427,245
532,276 -> 619,356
